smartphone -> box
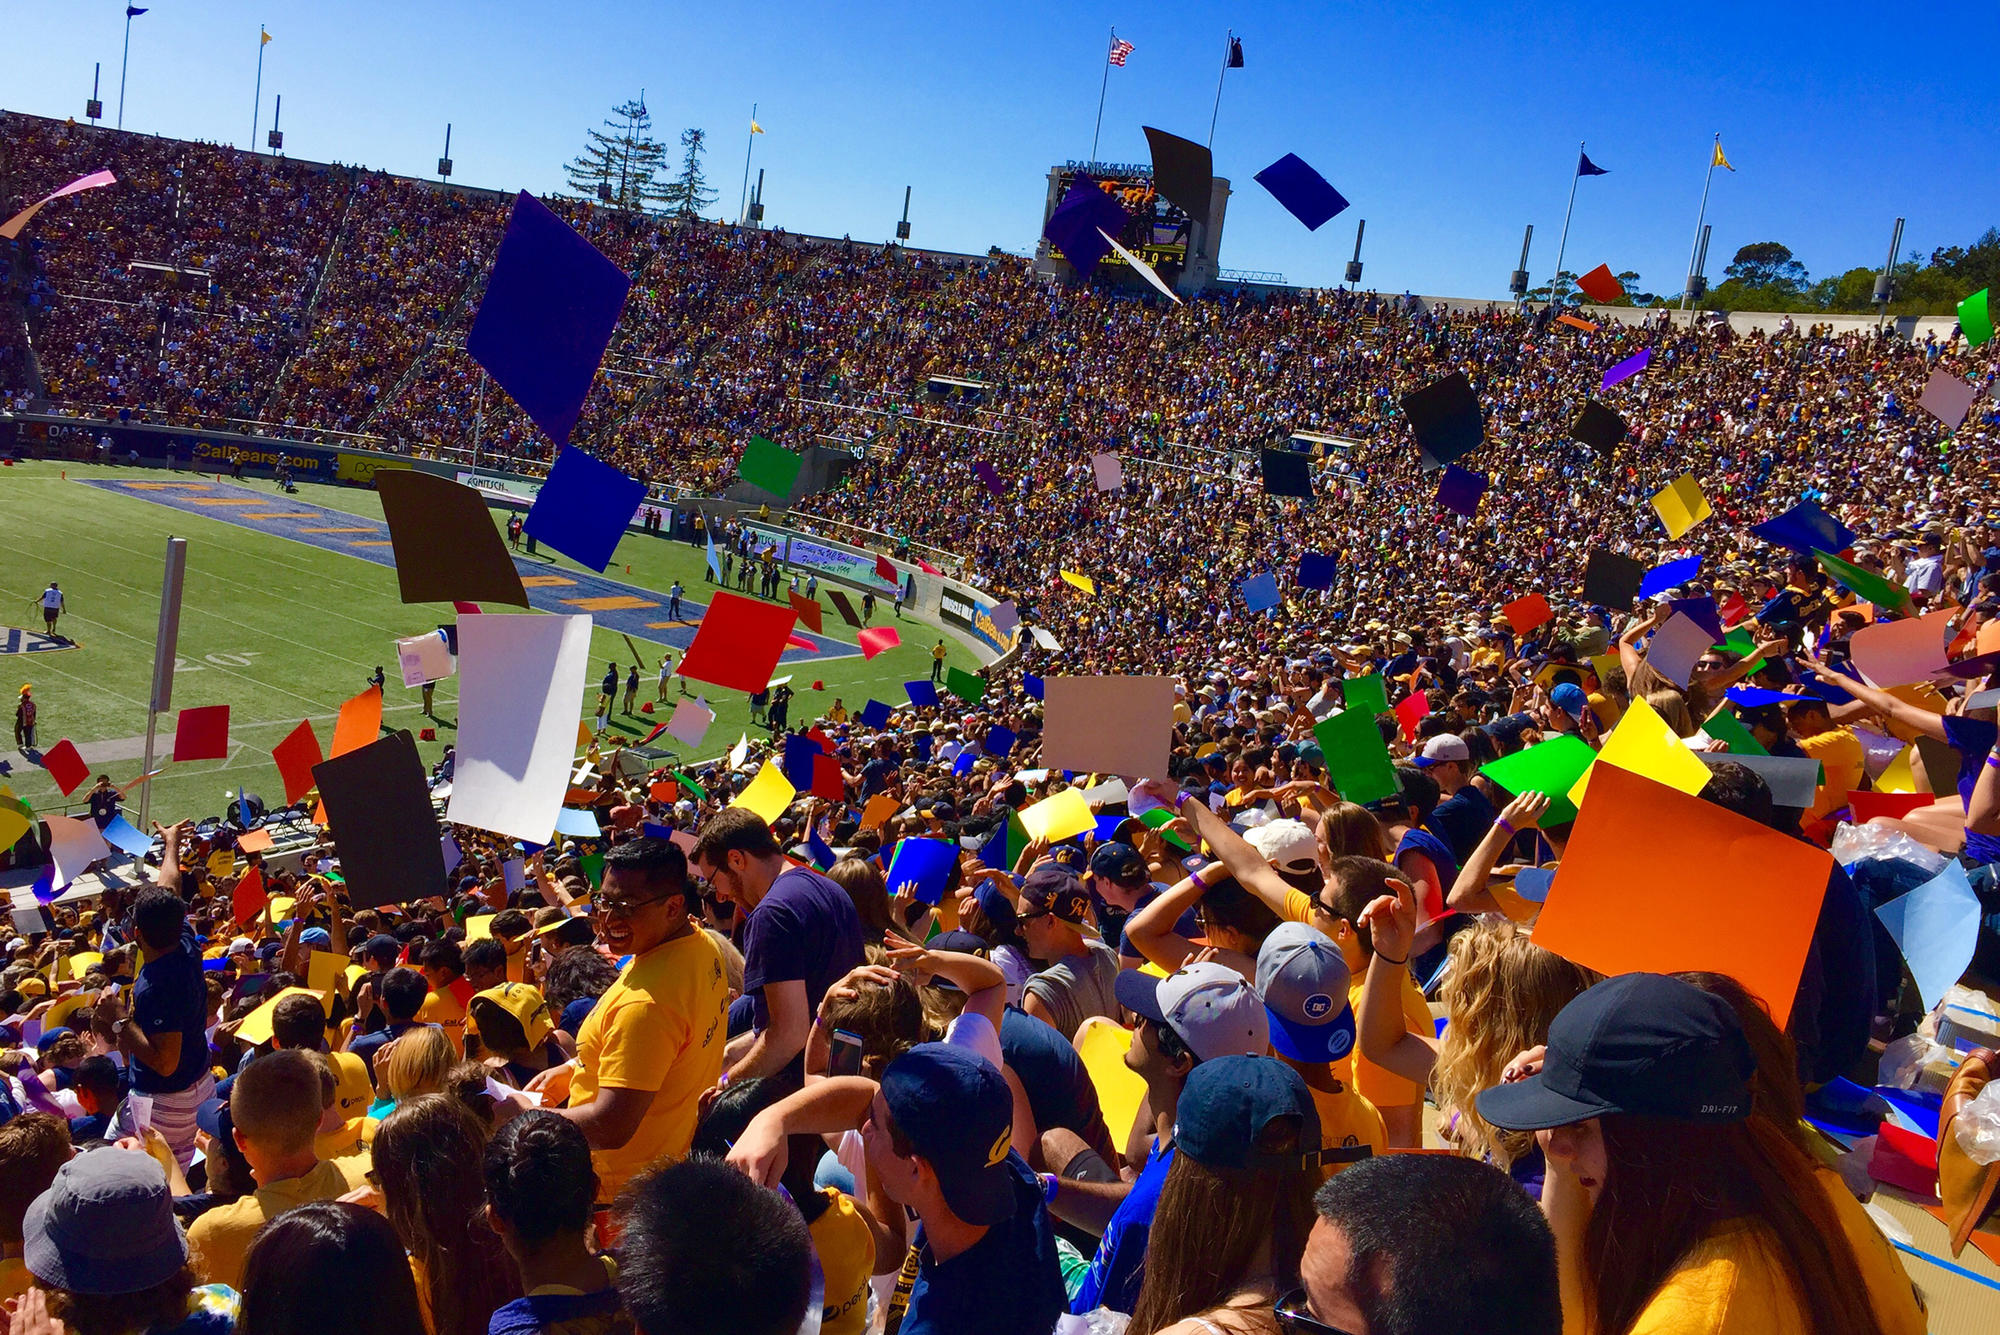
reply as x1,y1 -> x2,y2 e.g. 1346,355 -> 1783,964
829,1027 -> 865,1078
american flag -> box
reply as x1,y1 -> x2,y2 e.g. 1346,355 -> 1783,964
1107,37 -> 1134,66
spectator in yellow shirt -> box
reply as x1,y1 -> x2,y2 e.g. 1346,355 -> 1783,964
416,938 -> 471,1055
1783,696 -> 1865,829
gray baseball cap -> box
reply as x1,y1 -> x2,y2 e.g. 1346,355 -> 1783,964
1255,922 -> 1356,1064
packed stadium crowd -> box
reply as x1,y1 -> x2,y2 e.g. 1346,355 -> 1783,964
6,111 -> 2000,1335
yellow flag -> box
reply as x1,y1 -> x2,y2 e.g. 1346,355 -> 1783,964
1712,140 -> 1734,171
261,29 -> 272,45
750,120 -> 765,134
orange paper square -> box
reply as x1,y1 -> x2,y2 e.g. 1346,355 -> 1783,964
1534,764 -> 1831,1026
331,685 -> 383,758
1502,593 -> 1554,636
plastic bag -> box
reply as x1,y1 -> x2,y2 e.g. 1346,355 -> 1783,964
1878,1031 -> 1958,1095
1831,822 -> 1948,877
1056,1313 -> 1131,1335
1953,1082 -> 2000,1166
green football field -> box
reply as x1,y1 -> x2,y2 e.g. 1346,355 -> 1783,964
0,460 -> 979,827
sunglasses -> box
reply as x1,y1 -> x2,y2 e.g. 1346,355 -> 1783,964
1273,1288 -> 1359,1335
597,892 -> 671,918
1016,909 -> 1053,923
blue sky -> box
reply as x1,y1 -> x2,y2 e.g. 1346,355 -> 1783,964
5,2 -> 1994,298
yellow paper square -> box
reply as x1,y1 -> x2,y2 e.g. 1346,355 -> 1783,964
307,950 -> 352,995
1588,653 -> 1621,684
464,913 -> 496,941
236,986 -> 325,1047
1019,788 -> 1095,843
732,762 -> 797,823
1876,746 -> 1921,794
68,951 -> 103,981
1060,569 -> 1097,596
1568,694 -> 1712,807
1649,474 -> 1711,540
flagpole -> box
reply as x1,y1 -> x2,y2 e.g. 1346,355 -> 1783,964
1681,133 -> 1721,311
1096,28 -> 1112,165
250,25 -> 266,152
738,102 -> 757,225
1206,31 -> 1231,148
117,9 -> 134,131
1549,141 -> 1583,306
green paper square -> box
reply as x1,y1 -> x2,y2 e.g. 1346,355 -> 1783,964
1343,675 -> 1390,717
1312,708 -> 1400,806
1140,805 -> 1194,851
671,769 -> 708,802
944,666 -> 987,705
580,852 -> 605,888
1960,288 -> 1993,349
1477,733 -> 1596,826
1813,549 -> 1911,613
739,435 -> 802,499
1700,707 -> 1768,757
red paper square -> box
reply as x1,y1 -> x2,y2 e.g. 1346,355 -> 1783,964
677,592 -> 797,694
875,554 -> 897,581
858,627 -> 901,659
1847,791 -> 1934,824
172,705 -> 231,762
1394,692 -> 1430,742
811,753 -> 845,801
789,592 -> 824,634
1503,593 -> 1554,635
232,866 -> 268,925
42,739 -> 89,795
272,720 -> 325,804
1575,264 -> 1624,304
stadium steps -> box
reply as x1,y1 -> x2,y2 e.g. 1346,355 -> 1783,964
257,174 -> 362,419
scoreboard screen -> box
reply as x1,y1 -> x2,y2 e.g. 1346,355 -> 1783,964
1047,165 -> 1194,277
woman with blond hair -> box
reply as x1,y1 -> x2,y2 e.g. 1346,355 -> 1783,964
381,1026 -> 457,1105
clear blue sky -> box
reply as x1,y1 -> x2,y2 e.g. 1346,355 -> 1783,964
5,1 -> 1994,298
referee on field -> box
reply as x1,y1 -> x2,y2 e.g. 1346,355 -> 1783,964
40,582 -> 65,639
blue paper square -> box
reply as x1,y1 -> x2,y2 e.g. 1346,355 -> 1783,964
1436,465 -> 1488,518
905,680 -> 939,708
1874,862 -> 1981,1011
1726,686 -> 1796,707
643,821 -> 674,840
1752,500 -> 1855,556
954,750 -> 977,776
1639,554 -> 1703,600
466,191 -> 632,446
1242,571 -> 1281,614
100,814 -> 154,858
887,837 -> 958,905
915,734 -> 933,763
1023,674 -> 1045,700
986,726 -> 1017,757
554,807 -> 601,839
1296,553 -> 1337,591
783,733 -> 822,791
1512,867 -> 1556,903
859,699 -> 893,730
1669,597 -> 1724,641
1253,153 -> 1350,231
1043,175 -> 1129,277
524,447 -> 647,572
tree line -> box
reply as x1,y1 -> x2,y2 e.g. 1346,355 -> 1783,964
565,98 -> 718,218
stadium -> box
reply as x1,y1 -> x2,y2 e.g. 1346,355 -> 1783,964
2,7 -> 1999,1334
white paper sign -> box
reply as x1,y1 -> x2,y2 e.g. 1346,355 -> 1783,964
447,613 -> 594,842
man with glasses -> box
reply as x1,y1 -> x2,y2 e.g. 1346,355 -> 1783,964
526,836 -> 728,1204
1278,1153 -> 1558,1335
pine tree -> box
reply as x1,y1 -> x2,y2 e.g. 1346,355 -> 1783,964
564,98 -> 671,212
659,127 -> 718,218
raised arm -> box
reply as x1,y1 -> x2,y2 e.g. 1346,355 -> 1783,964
1446,792 -> 1548,915
1796,654 -> 1949,742
1355,877 -> 1438,1085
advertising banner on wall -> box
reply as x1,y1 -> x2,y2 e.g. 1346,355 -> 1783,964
939,587 -> 1020,655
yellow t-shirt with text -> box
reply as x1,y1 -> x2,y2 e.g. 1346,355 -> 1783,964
417,987 -> 468,1055
808,1188 -> 876,1335
569,926 -> 729,1202
1301,1077 -> 1386,1178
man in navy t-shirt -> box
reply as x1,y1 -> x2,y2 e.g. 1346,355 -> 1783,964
92,883 -> 212,1165
693,808 -> 864,1090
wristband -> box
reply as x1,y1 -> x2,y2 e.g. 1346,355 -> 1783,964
1375,951 -> 1409,967
1495,818 -> 1516,837
1040,1172 -> 1060,1203
1988,753 -> 2000,770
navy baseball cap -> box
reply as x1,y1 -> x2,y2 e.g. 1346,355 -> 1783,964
972,883 -> 1017,933
1021,865 -> 1090,925
1477,974 -> 1755,1132
1088,841 -> 1147,884
1175,1054 -> 1324,1172
879,1043 -> 1018,1226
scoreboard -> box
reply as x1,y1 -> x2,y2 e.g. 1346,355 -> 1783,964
1042,163 -> 1197,281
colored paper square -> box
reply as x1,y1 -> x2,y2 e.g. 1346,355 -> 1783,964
732,763 -> 797,823
1253,152 -> 1349,230
1571,400 -> 1627,449
1144,126 -> 1215,228
1393,692 -> 1430,742
1649,474 -> 1711,540
1479,733 -> 1596,826
1019,788 -> 1095,843
1814,549 -> 1911,613
985,726 -> 1017,758
789,592 -> 823,634
666,699 -> 715,747
313,731 -> 448,910
1537,764 -> 1832,1025
859,699 -> 893,730
1645,612 -> 1714,690
1958,287 -> 1992,349
1568,695 -> 1712,808
1502,593 -> 1553,636
1750,500 -> 1853,556
943,666 -> 987,705
1042,676 -> 1175,781
1343,675 -> 1389,717
1696,753 -> 1820,809
810,753 -> 844,801
376,470 -> 530,607
447,614 -> 594,844
678,593 -> 797,694
1698,707 -> 1767,757
1580,550 -> 1644,608
554,807 -> 601,839
1917,370 -> 1978,430
1023,674 -> 1045,701
331,684 -> 383,759
1849,611 -> 1952,688
99,814 -> 154,858
1601,348 -> 1651,391
1574,264 -> 1624,304
1259,449 -> 1313,498
172,705 -> 230,762
41,739 -> 88,795
887,837 -> 958,905
1312,706 -> 1399,806
1848,791 -> 1935,824
272,720 -> 324,804
1436,465 -> 1487,517
1043,174 -> 1129,276
828,589 -> 863,628
1296,553 -> 1336,591
858,626 -> 901,659
1668,598 -> 1725,642
1091,452 -> 1124,492
1873,861 -> 1979,1012
1400,371 -> 1483,465
905,680 -> 939,708
972,461 -> 1005,496
465,190 -> 632,446
1242,571 -> 1280,614
1061,569 -> 1098,596
524,447 -> 647,572
740,435 -> 803,499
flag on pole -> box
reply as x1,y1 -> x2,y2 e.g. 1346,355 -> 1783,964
126,6 -> 148,16
1108,37 -> 1135,66
1577,151 -> 1608,176
261,28 -> 272,45
750,120 -> 765,134
1712,140 -> 1735,171
1227,36 -> 1244,67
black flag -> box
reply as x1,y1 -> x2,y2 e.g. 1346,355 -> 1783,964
1227,36 -> 1244,67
